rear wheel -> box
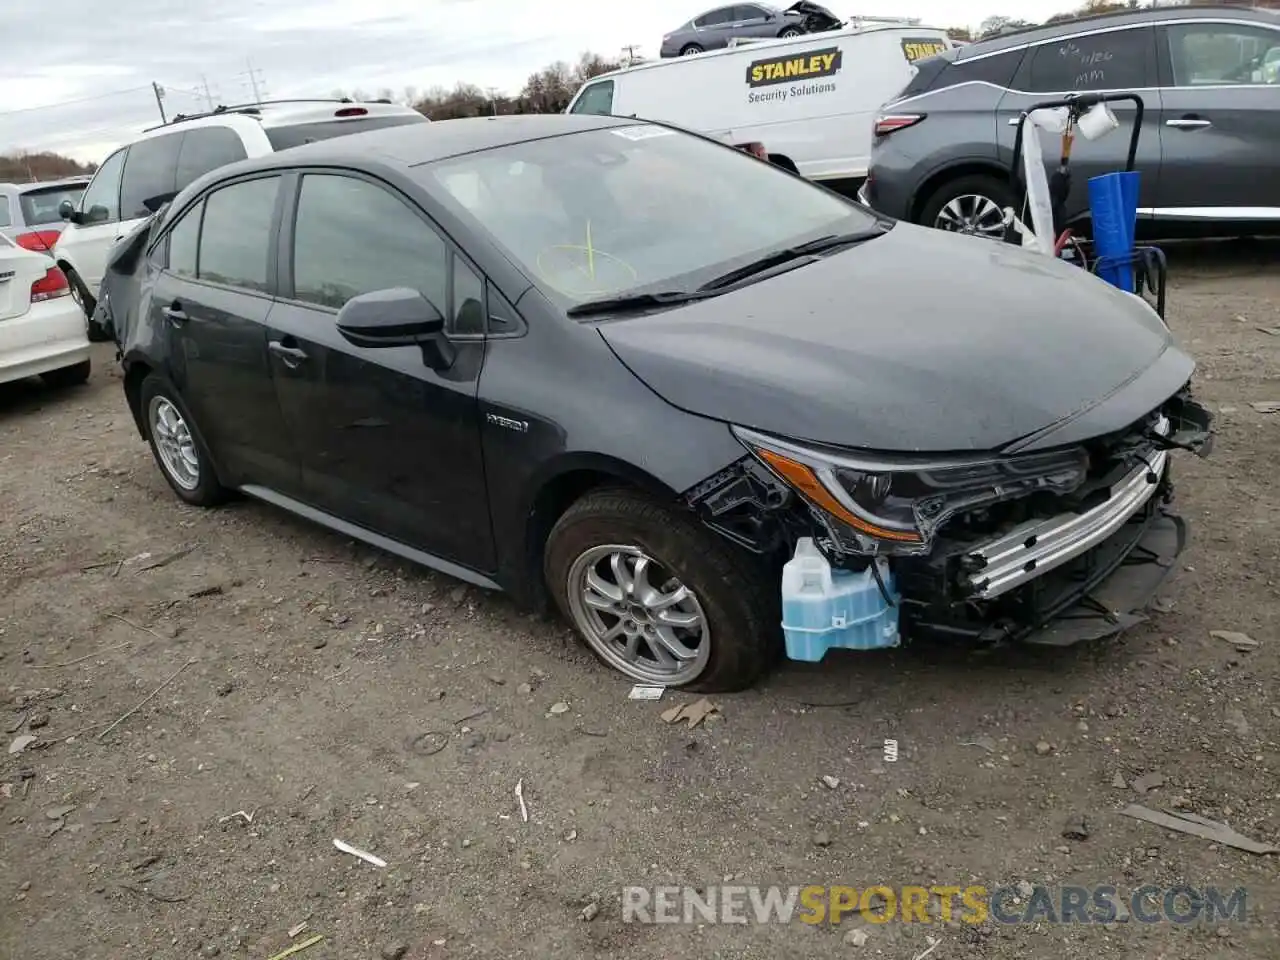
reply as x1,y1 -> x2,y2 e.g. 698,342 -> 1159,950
41,359 -> 91,389
544,488 -> 778,692
140,374 -> 227,507
918,174 -> 1014,241
680,43 -> 704,55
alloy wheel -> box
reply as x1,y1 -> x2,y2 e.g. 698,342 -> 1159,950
565,544 -> 711,685
149,396 -> 201,491
935,194 -> 1007,239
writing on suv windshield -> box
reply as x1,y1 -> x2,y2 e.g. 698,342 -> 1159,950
422,124 -> 877,309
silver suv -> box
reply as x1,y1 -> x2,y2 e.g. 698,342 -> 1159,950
863,5 -> 1280,240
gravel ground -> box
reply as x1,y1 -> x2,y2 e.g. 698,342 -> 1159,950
2,240 -> 1278,960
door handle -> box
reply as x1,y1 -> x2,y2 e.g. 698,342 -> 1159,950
1166,117 -> 1211,129
268,340 -> 309,367
162,302 -> 188,325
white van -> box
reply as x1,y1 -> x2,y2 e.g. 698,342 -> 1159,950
566,23 -> 954,188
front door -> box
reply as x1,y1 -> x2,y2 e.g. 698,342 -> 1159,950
267,171 -> 495,571
151,175 -> 300,492
54,146 -> 135,294
1152,19 -> 1280,221
996,25 -> 1164,227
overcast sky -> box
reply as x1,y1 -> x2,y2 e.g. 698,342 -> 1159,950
2,0 -> 1076,164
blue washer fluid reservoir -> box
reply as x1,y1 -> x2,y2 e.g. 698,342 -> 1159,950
780,537 -> 900,661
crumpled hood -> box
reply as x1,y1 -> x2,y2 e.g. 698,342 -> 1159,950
598,223 -> 1194,454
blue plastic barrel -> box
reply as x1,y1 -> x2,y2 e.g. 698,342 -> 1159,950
1088,171 -> 1140,293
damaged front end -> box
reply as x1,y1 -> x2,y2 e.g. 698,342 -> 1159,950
785,1 -> 844,33
685,386 -> 1213,657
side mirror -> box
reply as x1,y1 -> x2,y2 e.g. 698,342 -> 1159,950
336,287 -> 454,367
765,10 -> 778,20
58,198 -> 82,224
142,192 -> 177,214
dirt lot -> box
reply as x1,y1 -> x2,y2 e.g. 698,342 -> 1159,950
2,242 -> 1279,960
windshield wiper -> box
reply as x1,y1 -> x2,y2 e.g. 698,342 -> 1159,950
697,227 -> 889,292
566,289 -> 718,318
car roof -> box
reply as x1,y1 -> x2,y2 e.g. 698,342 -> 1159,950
957,3 -> 1280,59
220,113 -> 641,171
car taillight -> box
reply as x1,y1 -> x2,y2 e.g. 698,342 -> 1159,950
14,230 -> 61,253
873,113 -> 926,137
30,266 -> 71,302
334,106 -> 369,117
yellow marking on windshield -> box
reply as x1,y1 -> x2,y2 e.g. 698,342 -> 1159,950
586,220 -> 596,279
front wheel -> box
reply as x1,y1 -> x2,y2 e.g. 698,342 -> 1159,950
779,27 -> 803,37
917,174 -> 1014,241
544,489 -> 778,692
680,44 -> 704,55
140,374 -> 227,507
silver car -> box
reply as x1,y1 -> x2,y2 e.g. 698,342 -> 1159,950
0,177 -> 89,252
864,5 -> 1280,240
659,2 -> 841,57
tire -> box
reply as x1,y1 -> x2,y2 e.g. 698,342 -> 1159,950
779,27 -> 803,37
680,44 -> 704,55
139,373 -> 227,507
41,359 -> 91,389
917,174 -> 1015,241
64,267 -> 109,342
544,488 -> 778,692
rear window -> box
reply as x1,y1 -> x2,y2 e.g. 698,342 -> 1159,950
264,114 -> 428,152
19,184 -> 86,226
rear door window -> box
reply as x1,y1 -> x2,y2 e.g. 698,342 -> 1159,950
570,80 -> 615,115
175,128 -> 249,191
197,176 -> 280,292
1019,27 -> 1155,93
166,202 -> 202,278
119,132 -> 184,220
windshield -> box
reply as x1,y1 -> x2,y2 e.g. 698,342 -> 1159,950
20,184 -> 86,226
419,124 -> 878,309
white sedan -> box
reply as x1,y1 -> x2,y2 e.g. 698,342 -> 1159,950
0,233 -> 90,388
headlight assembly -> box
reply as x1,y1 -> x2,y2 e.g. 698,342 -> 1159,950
733,426 -> 1089,556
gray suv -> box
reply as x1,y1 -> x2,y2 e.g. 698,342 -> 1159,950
863,5 -> 1280,240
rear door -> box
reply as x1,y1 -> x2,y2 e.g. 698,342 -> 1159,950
693,6 -> 737,49
149,174 -> 300,492
1153,18 -> 1280,220
998,25 -> 1164,226
265,171 -> 494,570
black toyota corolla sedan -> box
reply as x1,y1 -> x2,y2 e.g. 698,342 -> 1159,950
97,113 -> 1212,692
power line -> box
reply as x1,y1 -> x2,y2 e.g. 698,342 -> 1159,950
0,85 -> 154,118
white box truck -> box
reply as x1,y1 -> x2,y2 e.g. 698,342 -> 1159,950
566,22 -> 954,191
